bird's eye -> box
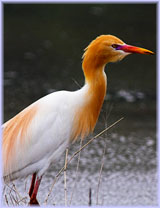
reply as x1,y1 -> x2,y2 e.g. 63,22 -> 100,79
111,44 -> 118,49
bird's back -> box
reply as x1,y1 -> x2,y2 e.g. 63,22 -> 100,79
2,89 -> 83,182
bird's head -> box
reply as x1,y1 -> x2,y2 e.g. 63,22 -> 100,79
82,35 -> 154,69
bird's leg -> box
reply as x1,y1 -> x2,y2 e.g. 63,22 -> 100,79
29,173 -> 37,197
29,176 -> 42,206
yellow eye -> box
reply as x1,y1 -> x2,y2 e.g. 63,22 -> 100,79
111,44 -> 118,49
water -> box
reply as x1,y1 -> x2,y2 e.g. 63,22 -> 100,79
3,3 -> 157,206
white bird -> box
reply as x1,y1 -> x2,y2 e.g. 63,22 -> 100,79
2,35 -> 154,205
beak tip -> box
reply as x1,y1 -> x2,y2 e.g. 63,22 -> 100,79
144,51 -> 155,55
122,44 -> 155,55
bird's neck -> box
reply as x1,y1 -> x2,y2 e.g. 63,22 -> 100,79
71,59 -> 107,142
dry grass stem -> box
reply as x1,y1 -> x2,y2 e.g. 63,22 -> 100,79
11,192 -> 19,205
9,191 -> 14,206
24,177 -> 28,192
106,103 -> 114,121
18,197 -> 28,204
71,78 -> 81,88
5,194 -> 9,206
71,117 -> 124,157
69,138 -> 83,205
89,188 -> 92,206
12,183 -> 22,200
96,140 -> 107,205
64,148 -> 69,206
4,182 -> 26,206
45,117 -> 124,204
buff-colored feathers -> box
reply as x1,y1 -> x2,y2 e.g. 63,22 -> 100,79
71,71 -> 107,142
3,104 -> 38,176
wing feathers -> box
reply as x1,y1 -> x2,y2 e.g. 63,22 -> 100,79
2,103 -> 38,177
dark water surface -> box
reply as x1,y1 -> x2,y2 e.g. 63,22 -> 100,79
3,4 -> 157,206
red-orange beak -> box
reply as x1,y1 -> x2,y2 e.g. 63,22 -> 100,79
116,44 -> 154,55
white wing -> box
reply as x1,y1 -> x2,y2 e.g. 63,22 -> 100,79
3,89 -> 83,182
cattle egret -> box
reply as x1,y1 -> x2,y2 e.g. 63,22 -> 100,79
3,35 -> 154,205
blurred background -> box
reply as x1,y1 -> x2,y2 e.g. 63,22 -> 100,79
3,3 -> 157,206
